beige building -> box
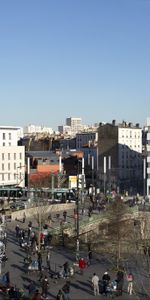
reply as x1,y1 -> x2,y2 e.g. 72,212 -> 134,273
0,126 -> 25,187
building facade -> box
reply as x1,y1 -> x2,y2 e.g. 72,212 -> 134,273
24,124 -> 53,135
98,120 -> 143,194
0,127 -> 25,187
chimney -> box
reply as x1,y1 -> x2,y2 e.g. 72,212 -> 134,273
112,120 -> 116,126
136,123 -> 139,128
129,122 -> 132,128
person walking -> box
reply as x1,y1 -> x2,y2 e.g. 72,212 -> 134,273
46,250 -> 51,271
116,267 -> 124,296
92,273 -> 99,296
37,251 -> 42,272
23,212 -> 26,223
127,272 -> 134,295
79,257 -> 87,275
62,281 -> 70,300
56,289 -> 64,300
102,271 -> 111,295
42,276 -> 49,299
88,249 -> 92,265
15,224 -> 20,238
32,289 -> 42,300
28,281 -> 35,299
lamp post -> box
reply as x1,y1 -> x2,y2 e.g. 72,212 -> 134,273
143,157 -> 146,196
76,176 -> 80,261
103,156 -> 106,194
108,156 -> 111,193
91,155 -> 94,194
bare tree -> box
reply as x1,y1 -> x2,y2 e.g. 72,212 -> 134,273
105,196 -> 133,268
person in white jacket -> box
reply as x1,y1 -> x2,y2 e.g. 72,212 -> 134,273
92,273 -> 99,296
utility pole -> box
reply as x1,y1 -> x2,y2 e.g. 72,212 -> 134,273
81,157 -> 85,205
104,156 -> 106,194
143,157 -> 146,196
37,191 -> 42,252
58,155 -> 62,188
108,156 -> 111,193
51,174 -> 54,201
91,156 -> 95,201
27,157 -> 30,188
76,175 -> 80,261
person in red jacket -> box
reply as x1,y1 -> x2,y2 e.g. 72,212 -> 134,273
79,257 -> 87,275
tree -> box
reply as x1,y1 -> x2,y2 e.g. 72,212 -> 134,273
106,196 -> 132,268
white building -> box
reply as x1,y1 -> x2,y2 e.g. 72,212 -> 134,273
0,127 -> 25,187
146,118 -> 150,195
58,125 -> 72,135
66,117 -> 83,136
24,124 -> 53,135
118,123 -> 142,180
98,121 -> 143,193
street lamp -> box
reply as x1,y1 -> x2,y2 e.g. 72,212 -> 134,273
76,177 -> 80,261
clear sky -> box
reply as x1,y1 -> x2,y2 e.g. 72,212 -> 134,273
0,0 -> 150,129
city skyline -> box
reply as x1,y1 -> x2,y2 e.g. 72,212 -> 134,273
0,0 -> 150,129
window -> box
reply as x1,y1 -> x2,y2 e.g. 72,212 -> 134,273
3,133 -> 5,140
14,173 -> 16,180
14,153 -> 16,160
8,153 -> 10,160
9,133 -> 11,140
8,174 -> 10,180
8,163 -> 10,170
2,153 -> 4,160
2,164 -> 4,171
3,142 -> 5,146
9,143 -> 11,146
20,153 -> 22,160
14,163 -> 16,170
2,174 -> 4,181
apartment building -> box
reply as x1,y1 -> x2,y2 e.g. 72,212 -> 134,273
0,126 -> 25,187
24,124 -> 53,135
98,120 -> 143,194
58,117 -> 83,136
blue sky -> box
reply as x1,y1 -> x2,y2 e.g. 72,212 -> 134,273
0,0 -> 150,129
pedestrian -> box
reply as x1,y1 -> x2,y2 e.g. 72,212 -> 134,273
37,251 -> 42,272
92,273 -> 99,296
63,261 -> 69,278
28,227 -> 31,239
46,250 -> 51,271
23,212 -> 26,223
62,281 -> 70,300
116,267 -> 124,296
88,249 -> 92,265
102,271 -> 111,295
28,281 -> 35,298
15,224 -> 20,238
48,214 -> 52,226
127,272 -> 134,295
32,289 -> 42,300
63,211 -> 67,222
42,276 -> 49,299
79,257 -> 87,275
56,289 -> 64,300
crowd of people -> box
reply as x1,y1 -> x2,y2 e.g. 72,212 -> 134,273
91,268 -> 134,297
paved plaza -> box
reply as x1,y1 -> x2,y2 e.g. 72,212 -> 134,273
0,209 -> 149,299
